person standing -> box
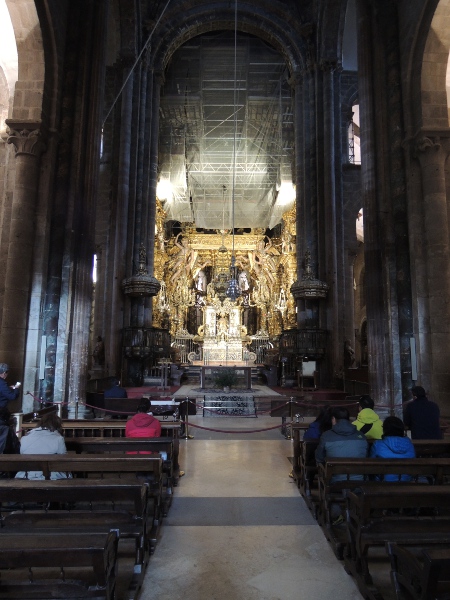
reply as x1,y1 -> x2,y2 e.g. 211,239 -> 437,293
403,385 -> 442,439
354,395 -> 383,440
0,363 -> 20,409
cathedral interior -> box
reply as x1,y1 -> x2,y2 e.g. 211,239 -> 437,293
0,0 -> 450,419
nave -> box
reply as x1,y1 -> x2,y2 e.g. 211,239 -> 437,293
140,416 -> 362,600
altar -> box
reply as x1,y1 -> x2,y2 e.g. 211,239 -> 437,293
193,297 -> 255,366
200,366 -> 252,390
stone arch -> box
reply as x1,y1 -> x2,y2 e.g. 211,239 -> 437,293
0,0 -> 18,132
149,0 -> 307,76
421,0 -> 450,128
4,0 -> 45,123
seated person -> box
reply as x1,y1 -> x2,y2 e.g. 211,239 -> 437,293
315,407 -> 368,524
125,400 -> 184,475
353,395 -> 383,440
15,412 -> 70,480
370,416 -> 415,481
104,378 -> 128,399
303,406 -> 333,440
315,407 -> 368,482
126,399 -> 161,440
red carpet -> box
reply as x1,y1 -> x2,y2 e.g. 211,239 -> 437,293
125,386 -> 181,398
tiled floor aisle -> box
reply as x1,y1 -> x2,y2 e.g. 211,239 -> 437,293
140,416 -> 363,600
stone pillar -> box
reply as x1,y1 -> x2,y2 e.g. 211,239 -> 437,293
2,121 -> 45,396
356,0 -> 392,408
414,134 -> 450,409
321,61 -> 341,372
104,59 -> 135,375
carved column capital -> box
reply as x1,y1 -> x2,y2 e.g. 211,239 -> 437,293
5,120 -> 46,157
413,135 -> 441,156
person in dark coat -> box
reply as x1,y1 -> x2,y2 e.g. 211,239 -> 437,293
104,378 -> 128,399
403,385 -> 441,440
315,406 -> 368,524
0,363 -> 20,409
315,407 -> 368,481
370,416 -> 415,481
0,408 -> 20,479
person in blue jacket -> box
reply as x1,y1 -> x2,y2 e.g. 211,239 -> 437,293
370,416 -> 415,481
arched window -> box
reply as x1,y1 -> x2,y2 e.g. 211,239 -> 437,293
348,104 -> 361,164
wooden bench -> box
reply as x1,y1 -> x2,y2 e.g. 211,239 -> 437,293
0,454 -> 163,550
21,419 -> 181,440
345,486 -> 450,589
318,457 -> 450,526
65,437 -> 175,514
0,478 -> 149,566
386,542 -> 450,600
0,530 -> 118,599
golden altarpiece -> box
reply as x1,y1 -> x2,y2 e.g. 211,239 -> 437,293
152,199 -> 297,365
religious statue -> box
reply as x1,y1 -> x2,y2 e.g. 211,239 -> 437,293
344,339 -> 356,368
217,313 -> 229,341
238,270 -> 250,291
248,237 -> 279,287
195,269 -> 207,292
93,335 -> 105,366
169,234 -> 198,285
281,228 -> 294,254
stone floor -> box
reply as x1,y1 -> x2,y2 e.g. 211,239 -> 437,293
139,414 -> 363,600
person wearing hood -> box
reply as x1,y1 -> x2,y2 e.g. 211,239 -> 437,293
370,416 -> 415,481
126,399 -> 162,440
354,395 -> 383,440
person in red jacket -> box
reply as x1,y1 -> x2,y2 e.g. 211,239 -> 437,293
126,399 -> 161,439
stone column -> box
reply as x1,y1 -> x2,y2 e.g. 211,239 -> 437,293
104,59 -> 135,374
321,61 -> 341,372
144,69 -> 163,328
2,121 -> 45,393
356,0 -> 392,408
414,134 -> 450,408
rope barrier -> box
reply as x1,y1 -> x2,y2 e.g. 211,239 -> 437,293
183,421 -> 286,434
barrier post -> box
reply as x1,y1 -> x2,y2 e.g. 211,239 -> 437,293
184,396 -> 190,440
286,396 -> 294,439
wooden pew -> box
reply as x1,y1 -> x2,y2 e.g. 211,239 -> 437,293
0,454 -> 163,551
345,486 -> 450,590
21,418 -> 181,440
386,543 -> 450,600
318,457 -> 450,526
65,437 -> 175,514
295,439 -> 450,517
0,478 -> 149,568
298,440 -> 320,517
316,457 -> 450,561
21,420 -> 181,482
0,530 -> 118,599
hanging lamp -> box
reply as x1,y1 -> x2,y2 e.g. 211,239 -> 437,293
225,0 -> 242,302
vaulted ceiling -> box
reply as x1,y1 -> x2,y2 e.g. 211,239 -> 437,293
157,31 -> 295,230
